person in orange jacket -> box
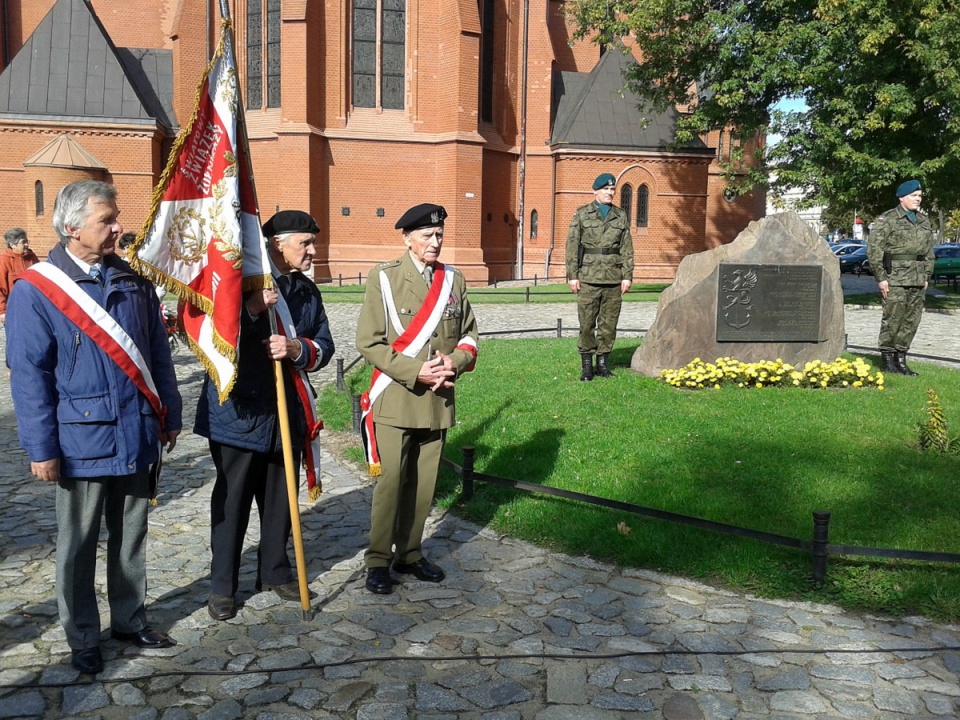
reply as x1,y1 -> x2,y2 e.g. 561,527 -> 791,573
0,228 -> 39,323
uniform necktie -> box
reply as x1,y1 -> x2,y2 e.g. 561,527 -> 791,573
89,265 -> 103,285
422,265 -> 433,287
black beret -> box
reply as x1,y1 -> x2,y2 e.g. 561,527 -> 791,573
395,203 -> 448,231
262,210 -> 320,238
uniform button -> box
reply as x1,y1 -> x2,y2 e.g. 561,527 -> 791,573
119,401 -> 127,409
128,464 -> 135,470
83,411 -> 90,417
433,332 -> 438,338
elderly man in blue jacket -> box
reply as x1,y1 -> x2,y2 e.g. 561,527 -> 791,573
6,181 -> 182,675
194,210 -> 334,621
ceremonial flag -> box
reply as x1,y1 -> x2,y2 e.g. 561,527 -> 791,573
131,21 -> 270,402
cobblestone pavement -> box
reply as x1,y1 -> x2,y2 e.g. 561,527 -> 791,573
2,289 -> 959,719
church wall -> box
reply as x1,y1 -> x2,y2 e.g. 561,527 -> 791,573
0,124 -> 161,257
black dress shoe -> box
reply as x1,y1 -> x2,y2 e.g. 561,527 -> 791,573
261,581 -> 317,602
392,558 -> 445,583
110,627 -> 176,648
71,647 -> 103,674
208,594 -> 237,621
365,567 -> 394,594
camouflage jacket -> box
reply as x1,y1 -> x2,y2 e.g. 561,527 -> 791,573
565,202 -> 635,285
866,206 -> 935,286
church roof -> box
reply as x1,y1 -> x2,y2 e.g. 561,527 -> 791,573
550,48 -> 709,153
23,133 -> 108,170
0,0 -> 175,129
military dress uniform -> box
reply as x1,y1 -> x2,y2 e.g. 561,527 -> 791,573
565,196 -> 634,377
866,205 -> 934,374
356,228 -> 478,590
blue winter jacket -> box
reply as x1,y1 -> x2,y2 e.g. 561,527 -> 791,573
193,271 -> 334,453
6,244 -> 183,478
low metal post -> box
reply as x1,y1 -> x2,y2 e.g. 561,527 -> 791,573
358,273 -> 362,284
351,393 -> 362,435
534,274 -> 538,286
525,287 -> 530,303
812,510 -> 831,586
338,273 -> 342,287
556,318 -> 562,338
461,446 -> 476,502
494,278 -> 498,289
336,357 -> 345,392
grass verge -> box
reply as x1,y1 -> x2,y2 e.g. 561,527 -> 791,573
316,283 -> 669,304
320,338 -> 960,620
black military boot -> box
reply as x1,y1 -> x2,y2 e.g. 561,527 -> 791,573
595,353 -> 614,378
881,351 -> 900,375
897,351 -> 918,376
579,353 -> 594,382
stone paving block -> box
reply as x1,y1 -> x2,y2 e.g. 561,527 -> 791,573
546,661 -> 587,704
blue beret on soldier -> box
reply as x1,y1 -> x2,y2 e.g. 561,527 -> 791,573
395,203 -> 448,231
895,179 -> 921,198
262,210 -> 320,238
592,173 -> 616,191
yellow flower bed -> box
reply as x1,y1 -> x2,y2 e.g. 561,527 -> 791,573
659,357 -> 884,390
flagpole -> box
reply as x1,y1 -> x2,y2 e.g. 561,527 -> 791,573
219,0 -> 313,619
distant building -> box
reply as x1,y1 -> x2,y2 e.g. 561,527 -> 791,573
0,0 -> 765,283
766,179 -> 825,237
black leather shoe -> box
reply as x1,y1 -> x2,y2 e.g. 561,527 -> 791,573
365,567 -> 394,594
262,581 -> 317,602
110,627 -> 176,648
393,558 -> 445,583
208,594 -> 237,621
71,647 -> 103,674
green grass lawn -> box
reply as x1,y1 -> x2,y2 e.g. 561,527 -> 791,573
320,338 -> 960,620
317,283 -> 669,304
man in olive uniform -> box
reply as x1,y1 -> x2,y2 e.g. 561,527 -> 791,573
866,180 -> 935,375
566,173 -> 634,381
356,203 -> 479,594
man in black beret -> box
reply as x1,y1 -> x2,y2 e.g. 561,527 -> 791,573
355,203 -> 479,594
195,209 -> 334,619
866,180 -> 935,375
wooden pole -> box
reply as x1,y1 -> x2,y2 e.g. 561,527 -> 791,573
220,0 -> 312,617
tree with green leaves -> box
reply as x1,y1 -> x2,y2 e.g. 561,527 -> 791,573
565,0 -> 960,219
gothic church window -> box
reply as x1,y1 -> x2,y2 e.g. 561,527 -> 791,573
480,0 -> 495,122
35,181 -> 44,216
246,0 -> 281,108
637,184 -> 649,228
353,0 -> 406,109
620,185 -> 632,226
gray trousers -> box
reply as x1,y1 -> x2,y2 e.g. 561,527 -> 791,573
55,470 -> 150,650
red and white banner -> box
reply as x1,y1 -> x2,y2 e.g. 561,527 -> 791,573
131,22 -> 270,402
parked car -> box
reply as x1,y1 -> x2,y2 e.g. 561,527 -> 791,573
933,244 -> 960,277
832,243 -> 865,257
837,245 -> 868,273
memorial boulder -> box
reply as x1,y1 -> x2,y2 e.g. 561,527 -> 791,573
632,212 -> 846,376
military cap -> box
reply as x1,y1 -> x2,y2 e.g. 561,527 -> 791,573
592,173 -> 616,190
262,210 -> 320,238
896,179 -> 921,198
395,203 -> 447,231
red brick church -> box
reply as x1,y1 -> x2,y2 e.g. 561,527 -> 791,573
0,0 -> 764,284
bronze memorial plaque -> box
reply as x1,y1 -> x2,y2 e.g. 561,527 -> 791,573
716,264 -> 823,342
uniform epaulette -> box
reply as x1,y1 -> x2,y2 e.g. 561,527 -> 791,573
376,259 -> 402,269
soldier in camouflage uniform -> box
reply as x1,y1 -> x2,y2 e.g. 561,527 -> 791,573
565,173 -> 634,381
866,179 -> 935,376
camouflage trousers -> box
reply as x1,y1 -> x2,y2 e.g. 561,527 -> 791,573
878,285 -> 925,352
577,282 -> 622,354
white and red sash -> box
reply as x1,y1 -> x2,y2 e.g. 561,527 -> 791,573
19,263 -> 166,427
360,262 -> 473,476
272,275 -> 324,501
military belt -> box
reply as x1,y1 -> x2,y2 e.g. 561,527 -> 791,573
582,248 -> 619,255
886,253 -> 926,261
